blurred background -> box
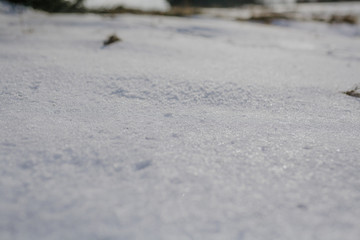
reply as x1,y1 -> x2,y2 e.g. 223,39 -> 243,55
2,0 -> 360,25
3,0 -> 360,11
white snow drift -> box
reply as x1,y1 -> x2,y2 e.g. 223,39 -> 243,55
84,0 -> 170,11
1,1 -> 360,240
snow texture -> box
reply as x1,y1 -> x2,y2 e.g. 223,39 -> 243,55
1,2 -> 360,240
84,0 -> 170,12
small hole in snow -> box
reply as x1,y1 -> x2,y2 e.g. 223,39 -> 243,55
134,160 -> 152,171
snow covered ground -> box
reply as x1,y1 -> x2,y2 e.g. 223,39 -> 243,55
1,1 -> 360,240
84,0 -> 170,12
203,2 -> 360,22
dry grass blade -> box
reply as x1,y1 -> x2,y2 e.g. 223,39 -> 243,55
343,86 -> 360,98
103,34 -> 121,46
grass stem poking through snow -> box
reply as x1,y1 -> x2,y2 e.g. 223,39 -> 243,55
103,34 -> 121,46
343,86 -> 360,98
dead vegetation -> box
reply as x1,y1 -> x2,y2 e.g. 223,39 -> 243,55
5,1 -> 359,24
343,86 -> 360,98
236,9 -> 358,25
165,7 -> 201,17
5,0 -> 201,17
328,14 -> 358,25
103,34 -> 121,46
90,6 -> 201,17
6,0 -> 86,13
242,12 -> 293,24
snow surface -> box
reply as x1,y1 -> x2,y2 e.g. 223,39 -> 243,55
84,0 -> 170,12
1,2 -> 360,240
203,2 -> 360,23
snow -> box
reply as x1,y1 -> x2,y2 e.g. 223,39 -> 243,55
1,1 -> 360,240
84,0 -> 170,12
203,2 -> 360,22
260,0 -> 296,8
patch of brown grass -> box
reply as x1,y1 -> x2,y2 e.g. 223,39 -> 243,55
242,12 -> 293,24
90,6 -> 201,17
328,14 -> 358,25
236,10 -> 358,25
